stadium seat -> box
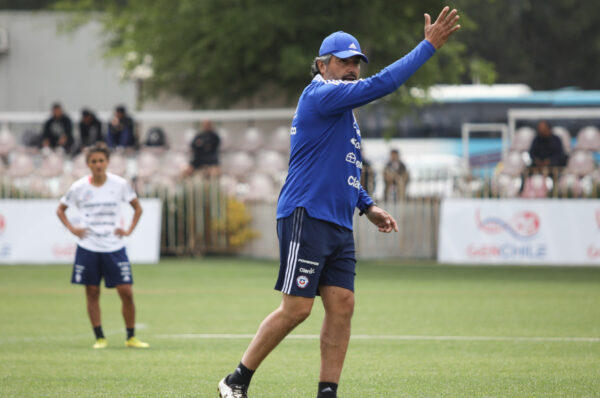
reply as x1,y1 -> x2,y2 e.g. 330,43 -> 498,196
219,174 -> 239,197
107,153 -> 127,176
551,126 -> 572,153
510,126 -> 536,152
245,173 -> 276,202
491,173 -> 521,198
160,150 -> 189,178
268,126 -> 291,153
8,152 -> 35,178
38,153 -> 64,178
148,174 -> 177,196
222,151 -> 254,178
575,126 -> 600,151
565,150 -> 596,177
172,128 -> 196,154
217,128 -> 232,152
557,173 -> 584,197
255,150 -> 287,178
521,174 -> 550,198
136,151 -> 160,180
28,175 -> 51,196
70,153 -> 89,178
0,127 -> 16,157
240,127 -> 264,153
500,151 -> 526,176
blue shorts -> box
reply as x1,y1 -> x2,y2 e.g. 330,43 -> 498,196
71,246 -> 133,288
275,207 -> 356,298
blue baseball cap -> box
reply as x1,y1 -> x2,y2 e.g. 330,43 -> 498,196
319,31 -> 369,63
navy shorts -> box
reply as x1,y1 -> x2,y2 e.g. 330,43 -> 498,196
71,246 -> 133,288
275,207 -> 356,298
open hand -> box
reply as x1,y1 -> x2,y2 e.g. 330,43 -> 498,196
424,6 -> 461,49
366,205 -> 399,233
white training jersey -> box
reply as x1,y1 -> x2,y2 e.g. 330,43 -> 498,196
60,172 -> 137,253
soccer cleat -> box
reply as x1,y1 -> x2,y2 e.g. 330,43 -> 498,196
218,377 -> 248,398
125,336 -> 149,348
93,338 -> 108,349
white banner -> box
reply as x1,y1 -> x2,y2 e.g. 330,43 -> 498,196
438,198 -> 600,265
0,199 -> 162,264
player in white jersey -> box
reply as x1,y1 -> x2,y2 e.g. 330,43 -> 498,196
57,143 -> 149,349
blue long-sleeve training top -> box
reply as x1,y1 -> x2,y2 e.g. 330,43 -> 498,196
277,39 -> 436,230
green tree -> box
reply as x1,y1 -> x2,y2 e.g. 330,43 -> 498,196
0,0 -> 56,9
457,0 -> 600,89
54,0 -> 473,107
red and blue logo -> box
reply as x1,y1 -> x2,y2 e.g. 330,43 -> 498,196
296,275 -> 310,289
476,209 -> 540,240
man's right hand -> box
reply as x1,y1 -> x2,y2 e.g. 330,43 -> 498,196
424,6 -> 461,50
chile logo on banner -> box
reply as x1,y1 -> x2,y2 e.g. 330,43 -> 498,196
0,214 -> 5,235
475,209 -> 540,240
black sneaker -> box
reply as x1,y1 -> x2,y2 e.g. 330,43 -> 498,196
218,376 -> 248,398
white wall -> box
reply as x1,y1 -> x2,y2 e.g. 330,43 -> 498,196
0,11 -> 135,113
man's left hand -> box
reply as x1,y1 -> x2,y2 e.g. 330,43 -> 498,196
115,228 -> 130,237
366,205 -> 399,233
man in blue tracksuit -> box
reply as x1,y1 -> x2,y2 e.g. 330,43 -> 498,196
219,7 -> 461,398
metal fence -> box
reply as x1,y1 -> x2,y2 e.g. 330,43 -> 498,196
2,166 -> 598,260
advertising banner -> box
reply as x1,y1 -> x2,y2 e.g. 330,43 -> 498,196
0,199 -> 161,264
438,198 -> 600,265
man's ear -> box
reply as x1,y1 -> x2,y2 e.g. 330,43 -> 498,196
318,60 -> 327,75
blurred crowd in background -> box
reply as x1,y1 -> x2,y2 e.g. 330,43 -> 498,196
493,122 -> 600,198
1,101 -> 600,202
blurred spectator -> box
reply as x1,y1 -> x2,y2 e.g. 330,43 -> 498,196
187,120 -> 221,177
106,105 -> 135,149
360,156 -> 375,195
41,103 -> 74,152
144,126 -> 167,148
529,121 -> 567,171
78,108 -> 103,149
383,149 -> 409,201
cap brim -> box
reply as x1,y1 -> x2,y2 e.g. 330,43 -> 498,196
331,50 -> 369,63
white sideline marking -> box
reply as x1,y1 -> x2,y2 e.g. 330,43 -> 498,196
153,333 -> 600,343
3,330 -> 599,344
0,324 -> 148,344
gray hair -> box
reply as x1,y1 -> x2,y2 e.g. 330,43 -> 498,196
311,54 -> 332,77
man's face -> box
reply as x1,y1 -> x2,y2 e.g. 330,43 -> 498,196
537,122 -> 552,138
319,55 -> 361,81
52,107 -> 63,118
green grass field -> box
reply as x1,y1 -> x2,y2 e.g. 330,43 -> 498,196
1,258 -> 599,397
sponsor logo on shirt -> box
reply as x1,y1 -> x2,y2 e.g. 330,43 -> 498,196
347,175 -> 360,189
350,138 -> 361,150
298,258 -> 319,266
299,267 -> 316,275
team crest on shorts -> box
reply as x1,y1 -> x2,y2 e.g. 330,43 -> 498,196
296,275 -> 310,289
